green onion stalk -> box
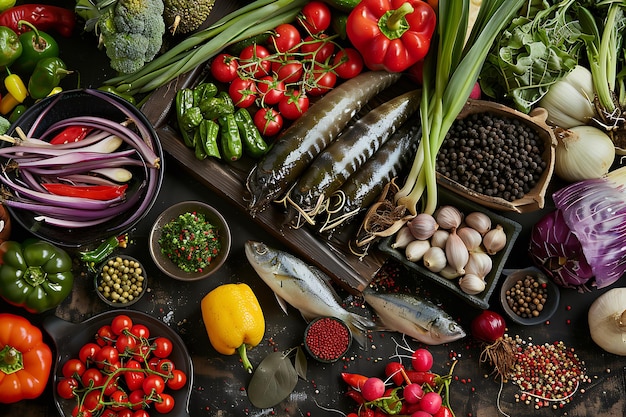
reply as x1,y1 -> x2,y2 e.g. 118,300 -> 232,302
394,0 -> 528,217
103,0 -> 307,96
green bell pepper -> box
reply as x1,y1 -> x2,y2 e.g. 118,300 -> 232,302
0,240 -> 74,313
27,56 -> 72,99
0,26 -> 22,68
12,20 -> 59,74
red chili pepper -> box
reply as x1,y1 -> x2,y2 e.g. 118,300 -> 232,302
346,0 -> 436,72
49,126 -> 93,144
0,4 -> 76,37
404,370 -> 439,387
341,372 -> 369,390
384,361 -> 406,386
433,405 -> 454,417
344,388 -> 366,405
42,183 -> 129,200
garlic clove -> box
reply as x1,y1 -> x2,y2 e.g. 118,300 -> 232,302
439,264 -> 463,280
392,226 -> 416,249
434,205 -> 463,230
407,213 -> 439,240
445,228 -> 469,275
459,274 -> 487,295
456,227 -> 482,252
465,212 -> 491,236
483,224 -> 507,255
423,246 -> 447,273
464,251 -> 493,278
405,239 -> 431,263
430,229 -> 450,249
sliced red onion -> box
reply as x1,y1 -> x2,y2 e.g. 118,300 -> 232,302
17,149 -> 136,168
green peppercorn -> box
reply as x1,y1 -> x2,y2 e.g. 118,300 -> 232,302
96,256 -> 146,305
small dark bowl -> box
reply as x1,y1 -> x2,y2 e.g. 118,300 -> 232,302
3,89 -> 164,249
94,255 -> 147,307
43,310 -> 193,417
500,267 -> 560,326
149,201 -> 231,281
303,316 -> 352,363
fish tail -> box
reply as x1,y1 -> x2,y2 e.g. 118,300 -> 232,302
346,312 -> 376,348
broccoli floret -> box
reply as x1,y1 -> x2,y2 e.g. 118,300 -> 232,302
79,0 -> 165,74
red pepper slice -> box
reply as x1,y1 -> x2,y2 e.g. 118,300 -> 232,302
346,0 -> 437,72
42,183 -> 128,200
49,126 -> 93,144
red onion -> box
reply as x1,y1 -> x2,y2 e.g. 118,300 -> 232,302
471,310 -> 506,343
471,310 -> 516,380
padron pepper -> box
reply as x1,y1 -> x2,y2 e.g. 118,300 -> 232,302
28,56 -> 72,99
12,20 -> 59,74
0,25 -> 21,67
201,283 -> 265,373
0,239 -> 74,313
346,0 -> 436,72
0,313 -> 52,404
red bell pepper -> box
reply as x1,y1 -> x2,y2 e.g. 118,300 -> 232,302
346,0 -> 436,73
0,4 -> 76,38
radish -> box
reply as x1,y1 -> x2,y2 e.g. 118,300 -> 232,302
403,383 -> 424,404
361,377 -> 386,401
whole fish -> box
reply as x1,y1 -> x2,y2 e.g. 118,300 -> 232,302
363,288 -> 466,345
244,240 -> 375,346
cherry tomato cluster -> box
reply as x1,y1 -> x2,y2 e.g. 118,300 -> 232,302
341,348 -> 456,417
56,314 -> 188,417
209,0 -> 364,138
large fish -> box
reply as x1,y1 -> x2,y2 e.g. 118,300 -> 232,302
244,240 -> 375,346
363,288 -> 466,345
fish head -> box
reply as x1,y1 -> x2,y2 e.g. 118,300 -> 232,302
430,317 -> 467,344
244,241 -> 285,285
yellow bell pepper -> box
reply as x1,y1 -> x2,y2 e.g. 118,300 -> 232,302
201,283 -> 265,372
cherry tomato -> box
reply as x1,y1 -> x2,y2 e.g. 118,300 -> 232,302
279,90 -> 309,120
72,405 -> 93,417
96,325 -> 116,346
147,356 -> 161,372
269,23 -> 301,53
256,75 -> 286,105
132,410 -> 150,417
62,358 -> 86,379
154,393 -> 176,414
305,65 -> 337,96
130,324 -> 150,340
156,358 -> 175,376
101,408 -> 118,417
228,77 -> 257,108
79,342 -> 101,365
95,345 -> 120,368
300,34 -> 335,63
124,369 -> 145,391
166,369 -> 188,391
103,360 -> 122,375
118,410 -> 134,417
299,1 -> 331,34
111,315 -> 133,335
128,390 -> 147,410
332,48 -> 364,79
57,377 -> 79,399
132,341 -> 151,362
82,367 -> 105,388
110,389 -> 130,411
143,374 -> 166,396
239,44 -> 271,78
210,53 -> 239,83
254,107 -> 284,137
152,337 -> 174,359
116,333 -> 137,354
103,375 -> 120,396
412,348 -> 434,372
83,390 -> 103,412
275,61 -> 304,83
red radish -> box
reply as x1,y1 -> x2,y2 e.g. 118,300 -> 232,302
403,383 -> 424,404
411,411 -> 433,417
469,81 -> 482,99
361,377 -> 386,401
411,348 -> 433,372
419,391 -> 443,414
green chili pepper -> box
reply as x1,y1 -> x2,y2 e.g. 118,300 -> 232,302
194,128 -> 207,160
181,106 -> 203,131
28,57 -> 72,99
216,91 -> 235,114
97,86 -> 136,105
199,118 -> 221,159
7,104 -> 25,123
193,82 -> 218,106
12,20 -> 59,74
217,113 -> 243,162
0,26 -> 21,67
379,388 -> 402,415
80,234 -> 127,265
234,107 -> 268,158
199,95 -> 233,120
0,240 -> 74,313
175,88 -> 195,147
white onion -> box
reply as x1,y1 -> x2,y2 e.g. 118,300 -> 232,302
588,288 -> 626,356
554,125 -> 615,182
539,65 -> 596,128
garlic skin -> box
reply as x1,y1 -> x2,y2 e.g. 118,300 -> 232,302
423,246 -> 447,273
446,228 -> 469,274
456,227 -> 482,252
554,125 -> 615,183
465,212 -> 491,236
406,239 -> 431,263
392,226 -> 415,249
482,224 -> 506,255
430,229 -> 449,249
588,288 -> 626,356
459,274 -> 486,295
435,205 -> 463,230
464,251 -> 493,278
407,213 -> 439,240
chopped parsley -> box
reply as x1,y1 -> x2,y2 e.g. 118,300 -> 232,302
158,211 -> 221,273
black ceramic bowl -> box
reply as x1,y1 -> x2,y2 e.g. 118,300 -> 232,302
303,316 -> 352,363
3,89 -> 164,249
43,310 -> 193,417
94,255 -> 148,307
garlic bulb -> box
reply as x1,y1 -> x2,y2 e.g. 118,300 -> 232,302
456,227 -> 482,251
392,226 -> 415,249
435,205 -> 463,230
430,229 -> 449,249
459,274 -> 486,295
406,239 -> 431,263
445,228 -> 469,274
554,125 -> 615,183
423,246 -> 447,273
464,251 -> 493,278
407,213 -> 439,240
483,224 -> 506,255
465,212 -> 491,236
588,288 -> 626,356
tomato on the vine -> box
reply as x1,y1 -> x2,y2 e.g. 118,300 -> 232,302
83,390 -> 103,413
143,374 -> 166,396
132,411 -> 149,417
279,89 -> 309,120
156,358 -> 175,376
256,75 -> 286,105
130,324 -> 150,340
115,333 -> 137,354
254,107 -> 283,137
299,1 -> 331,34
100,408 -> 118,417
62,358 -> 86,379
154,393 -> 176,414
82,367 -> 105,388
269,23 -> 301,53
300,34 -> 335,63
211,53 -> 239,83
239,44 -> 271,78
274,60 -> 304,84
109,389 -> 129,411
111,315 -> 133,335
96,325 -> 116,346
332,48 -> 364,79
229,77 -> 257,108
95,345 -> 119,368
79,343 -> 101,365
57,377 -> 79,400
72,405 -> 93,417
166,369 -> 187,391
118,410 -> 134,417
103,375 -> 120,396
128,390 -> 147,410
305,65 -> 337,96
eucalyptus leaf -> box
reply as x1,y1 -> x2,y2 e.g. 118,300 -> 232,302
247,351 -> 298,408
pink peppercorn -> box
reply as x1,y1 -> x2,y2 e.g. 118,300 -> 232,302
304,317 -> 352,363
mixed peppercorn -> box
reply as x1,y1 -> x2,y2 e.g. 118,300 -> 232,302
505,274 -> 549,319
